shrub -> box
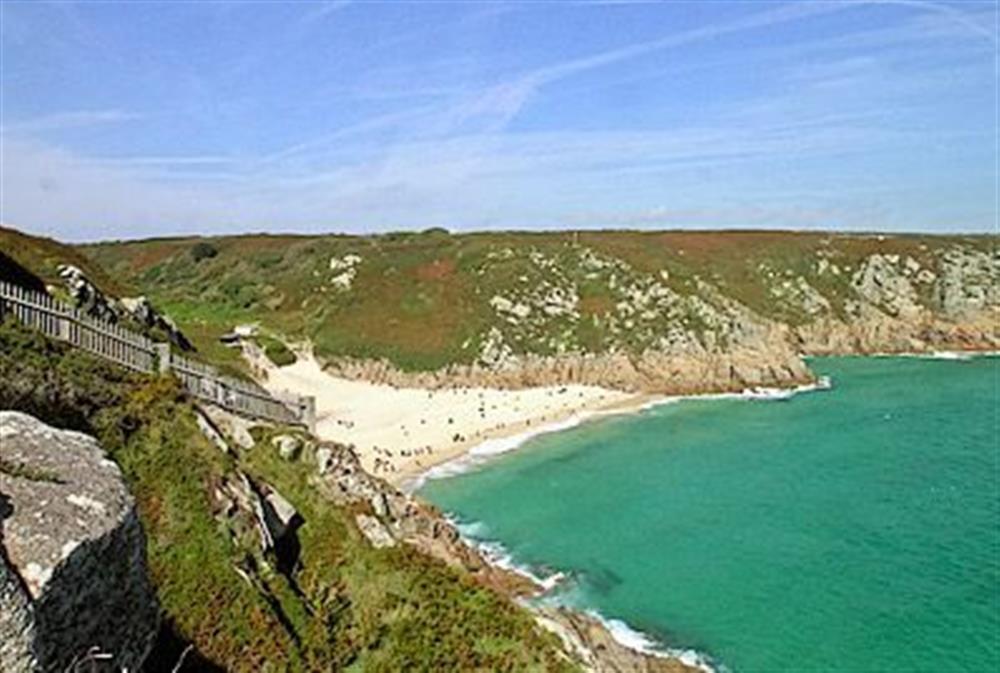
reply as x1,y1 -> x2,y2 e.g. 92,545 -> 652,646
257,336 -> 296,367
190,242 -> 218,263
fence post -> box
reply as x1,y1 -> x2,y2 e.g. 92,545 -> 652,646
155,343 -> 172,374
301,396 -> 317,435
58,313 -> 71,341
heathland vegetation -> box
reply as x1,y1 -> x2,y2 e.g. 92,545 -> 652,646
1,227 -> 581,671
78,229 -> 995,370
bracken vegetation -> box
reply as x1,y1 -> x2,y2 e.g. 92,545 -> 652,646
256,334 -> 297,367
77,229 -> 997,371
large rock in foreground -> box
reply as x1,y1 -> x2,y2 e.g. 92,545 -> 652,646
0,411 -> 159,672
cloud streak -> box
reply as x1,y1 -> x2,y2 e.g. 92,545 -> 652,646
251,1 -> 851,167
2,109 -> 140,133
1,0 -> 994,239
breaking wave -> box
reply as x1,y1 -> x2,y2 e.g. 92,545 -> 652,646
408,377 -> 833,491
448,513 -> 722,672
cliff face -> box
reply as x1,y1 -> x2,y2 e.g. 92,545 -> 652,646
317,243 -> 996,392
0,411 -> 159,673
793,247 -> 998,355
1,548 -> 37,673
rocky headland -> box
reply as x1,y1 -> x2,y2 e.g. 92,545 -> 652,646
3,226 -> 998,671
314,244 -> 998,393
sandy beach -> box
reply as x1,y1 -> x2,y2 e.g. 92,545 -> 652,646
260,353 -> 644,486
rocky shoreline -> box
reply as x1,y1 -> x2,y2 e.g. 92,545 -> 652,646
311,243 -> 999,395
312,315 -> 995,396
312,428 -> 707,673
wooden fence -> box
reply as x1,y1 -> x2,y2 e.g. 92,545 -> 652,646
0,280 -> 315,431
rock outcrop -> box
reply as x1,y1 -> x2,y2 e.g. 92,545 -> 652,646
1,544 -> 37,673
119,295 -> 194,351
322,344 -> 813,395
536,607 -> 711,673
320,244 -> 996,393
795,247 -> 999,355
310,439 -> 700,671
56,264 -> 118,323
56,264 -> 193,351
272,434 -> 303,461
0,411 -> 159,673
212,470 -> 304,578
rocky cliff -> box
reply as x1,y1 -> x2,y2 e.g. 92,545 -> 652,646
1,544 -> 37,672
0,411 -> 159,673
310,435 -> 703,672
316,242 -> 997,392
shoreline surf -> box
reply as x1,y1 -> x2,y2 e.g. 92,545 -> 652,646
449,514 -> 721,673
418,354 -> 999,673
407,376 -> 834,492
416,376 -> 840,670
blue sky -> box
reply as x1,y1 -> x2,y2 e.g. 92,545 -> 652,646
1,0 -> 996,241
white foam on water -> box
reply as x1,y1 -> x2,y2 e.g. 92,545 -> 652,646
637,376 -> 832,413
407,413 -> 594,490
411,378 -> 837,667
444,514 -> 723,671
594,612 -> 720,673
869,350 -> 997,361
412,377 -> 833,490
453,519 -> 488,538
915,351 -> 973,360
445,514 -> 568,590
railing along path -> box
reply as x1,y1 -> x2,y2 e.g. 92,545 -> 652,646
0,280 -> 315,430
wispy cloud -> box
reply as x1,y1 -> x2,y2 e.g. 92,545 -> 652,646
2,109 -> 140,133
88,155 -> 236,167
879,0 -> 997,43
1,0 -> 994,239
453,1 -> 852,130
254,1 -> 853,167
282,0 -> 354,43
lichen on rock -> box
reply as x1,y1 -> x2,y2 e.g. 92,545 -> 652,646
0,410 -> 159,673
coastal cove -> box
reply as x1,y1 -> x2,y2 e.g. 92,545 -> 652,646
418,355 -> 1000,673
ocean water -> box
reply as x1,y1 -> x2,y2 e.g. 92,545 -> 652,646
419,356 -> 999,672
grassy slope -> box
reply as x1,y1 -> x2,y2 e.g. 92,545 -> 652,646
0,226 -> 255,374
81,229 -> 994,371
1,225 -> 125,295
0,318 -> 573,672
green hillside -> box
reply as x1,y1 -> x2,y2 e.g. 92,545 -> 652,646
1,225 -> 125,295
80,229 -> 996,372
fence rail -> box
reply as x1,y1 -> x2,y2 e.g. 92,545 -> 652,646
0,280 -> 315,431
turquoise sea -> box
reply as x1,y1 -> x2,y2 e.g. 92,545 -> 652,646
419,356 -> 999,672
